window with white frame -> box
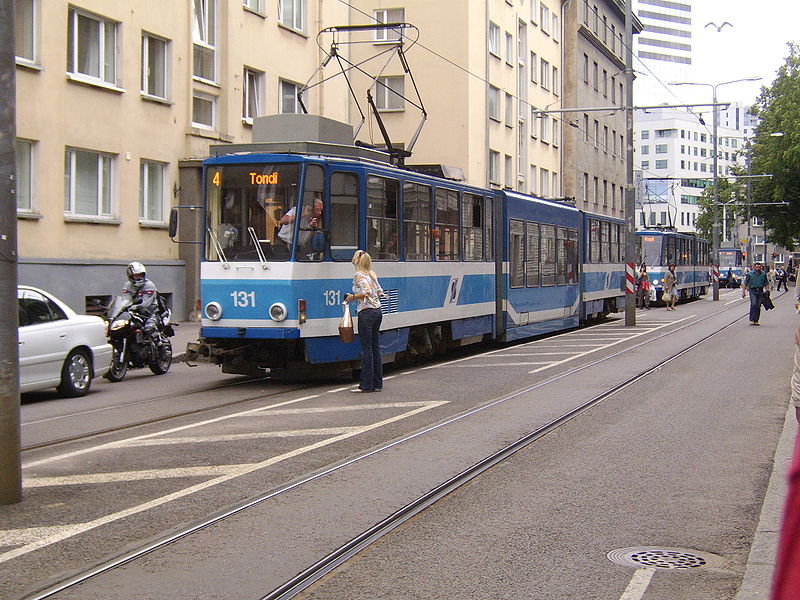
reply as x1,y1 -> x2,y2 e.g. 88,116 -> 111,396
243,67 -> 264,122
489,150 -> 500,184
16,139 -> 34,212
504,155 -> 513,188
540,4 -> 550,34
140,160 -> 166,223
655,144 -> 668,154
375,76 -> 404,110
279,0 -> 305,32
192,91 -> 216,128
540,58 -> 549,89
192,0 -> 216,81
489,86 -> 501,121
374,8 -> 404,42
15,0 -> 38,64
655,159 -> 668,169
530,165 -> 537,195
552,172 -> 558,197
540,168 -> 550,196
280,80 -> 302,114
552,119 -> 559,147
505,93 -> 513,127
141,33 -> 168,99
64,148 -> 113,218
552,66 -> 558,96
530,51 -> 537,82
530,0 -> 538,25
505,32 -> 514,64
540,114 -> 549,142
488,22 -> 500,56
552,14 -> 559,41
67,7 -> 118,86
243,0 -> 264,14
530,108 -> 538,138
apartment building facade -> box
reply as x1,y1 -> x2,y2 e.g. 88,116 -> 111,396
14,0 -> 576,318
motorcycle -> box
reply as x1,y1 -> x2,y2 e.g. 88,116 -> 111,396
104,296 -> 175,382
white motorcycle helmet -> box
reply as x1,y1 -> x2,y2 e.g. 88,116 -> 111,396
126,261 -> 147,289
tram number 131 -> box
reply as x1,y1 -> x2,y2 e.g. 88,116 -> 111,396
323,290 -> 343,306
231,291 -> 256,307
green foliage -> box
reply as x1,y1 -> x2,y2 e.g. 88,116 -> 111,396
696,177 -> 742,241
749,42 -> 800,249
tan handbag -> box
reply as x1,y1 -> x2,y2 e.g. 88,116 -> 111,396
338,303 -> 354,343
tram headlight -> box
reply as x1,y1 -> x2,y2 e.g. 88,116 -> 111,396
652,278 -> 659,285
205,302 -> 223,321
269,302 -> 288,322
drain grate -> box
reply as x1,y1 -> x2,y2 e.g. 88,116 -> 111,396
607,547 -> 724,571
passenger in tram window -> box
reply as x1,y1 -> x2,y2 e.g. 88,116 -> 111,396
277,194 -> 323,257
381,231 -> 398,260
345,250 -> 386,393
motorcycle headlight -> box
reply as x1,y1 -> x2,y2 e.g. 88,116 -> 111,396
110,319 -> 129,331
269,302 -> 287,322
205,302 -> 223,321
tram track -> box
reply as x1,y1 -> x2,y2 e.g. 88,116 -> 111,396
15,297 -> 754,600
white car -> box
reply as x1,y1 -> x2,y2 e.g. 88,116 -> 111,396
18,286 -> 112,397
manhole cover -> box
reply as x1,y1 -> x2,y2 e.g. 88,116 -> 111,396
607,547 -> 724,571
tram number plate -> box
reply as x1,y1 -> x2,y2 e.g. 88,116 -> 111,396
323,290 -> 343,306
231,291 -> 256,308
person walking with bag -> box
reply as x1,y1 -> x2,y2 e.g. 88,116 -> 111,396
663,264 -> 678,310
345,250 -> 385,393
743,261 -> 769,325
636,265 -> 650,309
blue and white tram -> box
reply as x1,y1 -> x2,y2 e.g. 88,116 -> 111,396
718,247 -> 743,288
181,144 -> 627,376
636,229 -> 710,302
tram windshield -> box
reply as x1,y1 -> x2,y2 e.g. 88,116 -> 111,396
204,163 -> 324,262
719,250 -> 740,268
639,235 -> 662,267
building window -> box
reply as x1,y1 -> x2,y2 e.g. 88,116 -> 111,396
530,165 -> 537,195
655,144 -> 668,154
592,62 -> 598,90
505,32 -> 514,64
552,14 -> 559,41
583,54 -> 589,83
505,93 -> 513,127
192,0 -> 216,81
552,120 -> 559,147
280,80 -> 302,114
279,0 -> 305,33
489,86 -> 501,121
16,139 -> 33,212
540,58 -> 550,89
15,0 -> 38,64
531,0 -> 539,25
530,52 -> 538,82
540,3 -> 550,34
243,67 -> 264,122
641,145 -> 649,154
374,8 -> 403,42
140,160 -> 166,223
64,148 -> 113,218
505,155 -> 513,188
655,159 -> 668,169
540,168 -> 550,196
488,22 -> 500,56
375,76 -> 404,110
583,114 -> 589,142
142,33 -> 168,99
489,150 -> 500,184
192,91 -> 216,128
641,160 -> 649,169
540,114 -> 549,142
552,66 -> 559,96
243,0 -> 264,13
67,7 -> 118,86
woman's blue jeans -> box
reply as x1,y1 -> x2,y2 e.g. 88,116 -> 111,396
357,308 -> 383,391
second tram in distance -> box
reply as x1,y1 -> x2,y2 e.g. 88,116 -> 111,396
637,228 -> 710,302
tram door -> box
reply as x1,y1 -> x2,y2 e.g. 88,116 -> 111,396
326,169 -> 361,261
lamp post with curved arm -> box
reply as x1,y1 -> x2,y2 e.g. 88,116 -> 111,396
669,77 -> 762,300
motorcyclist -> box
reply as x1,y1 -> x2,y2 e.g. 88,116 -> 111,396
121,261 -> 161,345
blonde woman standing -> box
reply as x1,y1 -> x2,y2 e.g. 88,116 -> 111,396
663,263 -> 678,310
345,250 -> 385,393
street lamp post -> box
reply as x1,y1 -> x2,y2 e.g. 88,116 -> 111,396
670,77 -> 762,301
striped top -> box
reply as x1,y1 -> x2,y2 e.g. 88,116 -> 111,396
352,272 -> 384,312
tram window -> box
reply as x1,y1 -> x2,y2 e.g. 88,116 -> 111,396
556,227 -> 569,285
661,237 -> 676,265
600,221 -> 610,263
610,223 -> 620,262
403,182 -> 432,261
296,164 -> 325,262
463,193 -> 484,261
526,221 -> 540,287
367,175 -> 399,261
640,235 -> 661,267
567,228 -> 579,284
485,197 -> 494,261
509,219 -> 524,288
589,218 -> 600,263
435,188 -> 460,261
329,172 -> 360,261
540,224 -> 556,286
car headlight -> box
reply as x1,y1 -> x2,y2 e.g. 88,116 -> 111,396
205,302 -> 223,321
110,319 -> 129,331
269,302 -> 287,322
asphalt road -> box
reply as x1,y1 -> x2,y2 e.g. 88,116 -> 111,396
2,290 -> 795,599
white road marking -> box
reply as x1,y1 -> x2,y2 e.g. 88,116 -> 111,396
529,317 -> 693,374
2,400 -> 448,563
450,362 -> 553,367
618,568 -> 656,600
125,427 -> 363,446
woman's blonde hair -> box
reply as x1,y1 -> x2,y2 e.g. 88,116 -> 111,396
352,250 -> 378,283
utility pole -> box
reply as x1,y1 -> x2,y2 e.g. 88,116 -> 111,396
623,0 -> 636,326
0,0 -> 21,505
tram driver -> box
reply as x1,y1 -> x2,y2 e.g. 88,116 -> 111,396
276,194 -> 323,259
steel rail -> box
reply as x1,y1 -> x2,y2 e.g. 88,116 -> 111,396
16,297 -> 752,600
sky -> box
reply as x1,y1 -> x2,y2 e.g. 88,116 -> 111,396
636,0 -> 800,108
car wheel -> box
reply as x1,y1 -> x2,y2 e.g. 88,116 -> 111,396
56,349 -> 93,397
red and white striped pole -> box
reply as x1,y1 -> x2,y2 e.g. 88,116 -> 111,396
626,263 -> 636,297
711,264 -> 719,288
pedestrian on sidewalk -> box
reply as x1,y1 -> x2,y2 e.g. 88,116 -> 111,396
663,263 -> 678,310
345,250 -> 386,393
743,261 -> 769,325
636,264 -> 651,309
769,325 -> 800,599
776,266 -> 789,292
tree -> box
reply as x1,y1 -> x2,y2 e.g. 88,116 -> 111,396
749,42 -> 800,249
695,177 -> 742,243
